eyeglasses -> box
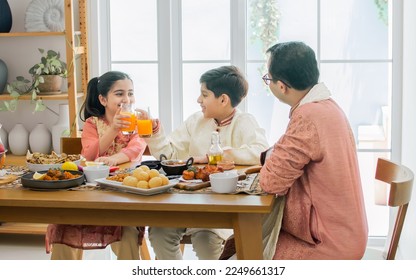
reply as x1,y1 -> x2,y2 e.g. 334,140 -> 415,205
262,73 -> 292,88
262,74 -> 273,85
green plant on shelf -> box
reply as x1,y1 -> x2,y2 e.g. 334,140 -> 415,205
0,49 -> 68,113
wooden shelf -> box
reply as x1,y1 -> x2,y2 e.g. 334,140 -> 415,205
0,223 -> 47,235
0,92 -> 84,101
0,32 -> 65,37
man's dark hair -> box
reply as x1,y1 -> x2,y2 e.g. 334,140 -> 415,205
267,41 -> 319,90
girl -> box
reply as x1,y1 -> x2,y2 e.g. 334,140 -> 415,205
46,71 -> 147,260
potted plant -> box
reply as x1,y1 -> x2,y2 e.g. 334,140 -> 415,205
29,48 -> 68,93
0,48 -> 68,112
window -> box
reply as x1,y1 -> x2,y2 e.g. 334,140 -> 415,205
96,0 -> 398,238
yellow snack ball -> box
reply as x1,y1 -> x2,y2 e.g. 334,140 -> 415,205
148,176 -> 163,188
136,180 -> 149,189
147,169 -> 160,179
122,176 -> 138,187
132,169 -> 150,181
139,165 -> 150,172
159,174 -> 169,186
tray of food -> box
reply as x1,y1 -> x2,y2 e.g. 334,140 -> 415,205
96,165 -> 178,195
21,169 -> 84,191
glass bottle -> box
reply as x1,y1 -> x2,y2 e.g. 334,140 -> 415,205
208,131 -> 223,165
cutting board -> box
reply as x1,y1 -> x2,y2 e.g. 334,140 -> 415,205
175,165 -> 261,191
0,174 -> 18,186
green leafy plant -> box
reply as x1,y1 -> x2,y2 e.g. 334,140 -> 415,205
0,49 -> 68,112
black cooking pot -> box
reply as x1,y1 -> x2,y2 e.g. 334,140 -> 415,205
159,154 -> 194,175
138,160 -> 162,170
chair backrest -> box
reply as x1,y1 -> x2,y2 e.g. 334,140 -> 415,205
61,137 -> 82,154
375,158 -> 414,260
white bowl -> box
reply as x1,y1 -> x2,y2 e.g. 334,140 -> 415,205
83,165 -> 110,183
26,159 -> 81,172
209,172 -> 238,193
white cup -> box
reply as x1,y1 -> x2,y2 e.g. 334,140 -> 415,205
83,165 -> 110,184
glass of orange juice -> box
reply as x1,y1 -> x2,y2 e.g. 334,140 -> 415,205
136,107 -> 153,138
120,103 -> 137,135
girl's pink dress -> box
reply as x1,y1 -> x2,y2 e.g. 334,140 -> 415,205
46,116 -> 147,252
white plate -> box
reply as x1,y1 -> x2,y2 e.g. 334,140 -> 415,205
26,159 -> 81,172
95,178 -> 179,196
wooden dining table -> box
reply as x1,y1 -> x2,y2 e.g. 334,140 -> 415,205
0,155 -> 275,260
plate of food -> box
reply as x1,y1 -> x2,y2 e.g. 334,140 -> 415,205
95,178 -> 179,196
26,151 -> 82,172
21,169 -> 85,191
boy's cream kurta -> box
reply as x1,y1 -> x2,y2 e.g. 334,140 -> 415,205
260,83 -> 368,259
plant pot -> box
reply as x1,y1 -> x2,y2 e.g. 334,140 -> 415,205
37,75 -> 63,94
0,59 -> 7,93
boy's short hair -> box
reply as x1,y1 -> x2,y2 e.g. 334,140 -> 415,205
267,41 -> 319,90
200,66 -> 248,107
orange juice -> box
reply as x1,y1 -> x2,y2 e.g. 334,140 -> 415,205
121,112 -> 137,134
137,119 -> 152,138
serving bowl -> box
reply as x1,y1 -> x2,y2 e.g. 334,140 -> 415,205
139,160 -> 162,170
159,154 -> 194,176
209,171 -> 238,193
83,165 -> 111,183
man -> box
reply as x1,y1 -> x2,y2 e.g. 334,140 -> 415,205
260,41 -> 368,259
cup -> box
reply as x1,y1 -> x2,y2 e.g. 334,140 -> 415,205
136,107 -> 152,138
83,165 -> 110,184
120,103 -> 137,135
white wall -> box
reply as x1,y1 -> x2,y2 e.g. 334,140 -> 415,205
398,0 -> 416,260
0,0 -> 79,135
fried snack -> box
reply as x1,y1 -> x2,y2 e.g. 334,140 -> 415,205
38,168 -> 80,181
147,169 -> 160,179
122,176 -> 138,187
182,170 -> 195,180
136,180 -> 149,189
132,169 -> 150,181
195,165 -> 224,182
27,151 -> 81,164
159,174 -> 169,185
148,176 -> 163,188
107,173 -> 130,182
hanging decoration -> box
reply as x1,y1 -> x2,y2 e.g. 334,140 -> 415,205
374,0 -> 388,26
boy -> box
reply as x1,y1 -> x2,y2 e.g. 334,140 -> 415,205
145,65 -> 269,259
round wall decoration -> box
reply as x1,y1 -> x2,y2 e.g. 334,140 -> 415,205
25,0 -> 65,32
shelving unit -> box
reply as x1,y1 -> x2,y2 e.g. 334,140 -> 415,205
0,0 -> 89,236
0,0 -> 89,137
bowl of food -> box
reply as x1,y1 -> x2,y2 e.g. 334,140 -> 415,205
160,154 -> 194,176
26,151 -> 82,172
209,171 -> 238,193
83,165 -> 111,184
139,160 -> 162,170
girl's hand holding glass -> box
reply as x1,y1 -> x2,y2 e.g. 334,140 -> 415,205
120,103 -> 137,135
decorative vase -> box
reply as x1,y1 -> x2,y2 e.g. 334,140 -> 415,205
8,123 -> 29,156
29,123 -> 52,154
0,59 -> 7,93
52,104 -> 69,153
0,123 -> 8,151
0,0 -> 12,33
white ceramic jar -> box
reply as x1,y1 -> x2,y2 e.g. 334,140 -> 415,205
8,123 -> 29,156
51,104 -> 70,153
29,123 -> 52,154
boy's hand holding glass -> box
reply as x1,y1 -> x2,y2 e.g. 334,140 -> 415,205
135,107 -> 153,138
120,103 -> 137,135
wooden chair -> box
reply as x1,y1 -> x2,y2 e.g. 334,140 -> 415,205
60,136 -> 152,260
363,158 -> 414,260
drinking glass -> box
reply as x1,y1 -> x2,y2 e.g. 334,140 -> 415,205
136,107 -> 153,138
120,103 -> 137,135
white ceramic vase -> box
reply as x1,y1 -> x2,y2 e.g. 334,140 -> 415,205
8,123 -> 29,156
52,104 -> 70,153
0,124 -> 8,151
29,123 -> 52,154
